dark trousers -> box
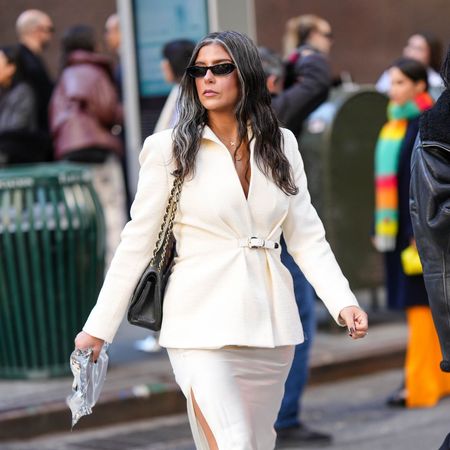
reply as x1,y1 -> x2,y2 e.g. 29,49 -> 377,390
275,237 -> 316,429
439,432 -> 450,450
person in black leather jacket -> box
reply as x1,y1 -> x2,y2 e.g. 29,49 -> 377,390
410,45 -> 450,373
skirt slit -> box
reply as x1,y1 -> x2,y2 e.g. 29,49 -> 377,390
187,387 -> 211,449
167,345 -> 295,450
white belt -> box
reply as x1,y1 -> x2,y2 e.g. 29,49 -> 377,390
238,237 -> 280,250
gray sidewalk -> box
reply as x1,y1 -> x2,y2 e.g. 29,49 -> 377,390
4,369 -> 450,450
0,308 -> 407,441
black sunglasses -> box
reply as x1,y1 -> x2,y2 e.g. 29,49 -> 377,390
186,63 -> 236,78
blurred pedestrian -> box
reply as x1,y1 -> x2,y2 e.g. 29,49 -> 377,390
154,39 -> 196,133
104,12 -> 133,216
259,45 -> 332,446
376,32 -> 443,97
75,30 -> 368,449
373,57 -> 450,407
134,38 -> 195,354
0,45 -> 36,134
104,13 -> 122,99
49,25 -> 126,267
410,44 -> 450,374
263,13 -> 333,445
0,44 -> 38,165
15,9 -> 54,139
258,47 -> 285,95
273,14 -> 332,138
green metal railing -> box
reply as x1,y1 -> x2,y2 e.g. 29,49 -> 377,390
0,163 -> 105,378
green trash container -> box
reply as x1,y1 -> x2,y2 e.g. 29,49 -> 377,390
300,85 -> 388,290
0,163 -> 105,378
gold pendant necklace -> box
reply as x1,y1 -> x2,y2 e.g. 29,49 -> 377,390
222,138 -> 237,149
214,130 -> 238,150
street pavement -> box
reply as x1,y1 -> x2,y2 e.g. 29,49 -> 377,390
1,368 -> 449,450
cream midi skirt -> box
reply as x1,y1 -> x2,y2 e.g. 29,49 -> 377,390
167,345 -> 295,450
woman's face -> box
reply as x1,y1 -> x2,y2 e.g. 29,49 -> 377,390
193,43 -> 240,114
388,67 -> 425,105
403,34 -> 430,66
0,51 -> 16,87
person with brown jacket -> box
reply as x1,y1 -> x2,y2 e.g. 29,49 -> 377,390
50,25 -> 126,266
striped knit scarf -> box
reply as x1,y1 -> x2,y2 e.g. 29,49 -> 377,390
374,92 -> 433,252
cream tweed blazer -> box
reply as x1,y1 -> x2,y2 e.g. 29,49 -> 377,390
83,126 -> 359,347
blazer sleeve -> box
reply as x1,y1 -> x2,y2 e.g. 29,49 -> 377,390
83,133 -> 171,342
281,129 -> 359,324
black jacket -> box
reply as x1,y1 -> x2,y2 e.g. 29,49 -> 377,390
18,44 -> 53,133
410,89 -> 450,372
0,82 -> 36,133
0,82 -> 52,165
272,46 -> 331,138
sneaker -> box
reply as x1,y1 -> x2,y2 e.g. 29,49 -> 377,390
276,423 -> 332,448
133,335 -> 161,352
386,387 -> 407,408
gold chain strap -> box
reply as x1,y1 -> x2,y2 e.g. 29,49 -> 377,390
151,176 -> 183,271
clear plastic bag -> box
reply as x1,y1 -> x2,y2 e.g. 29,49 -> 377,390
67,343 -> 109,428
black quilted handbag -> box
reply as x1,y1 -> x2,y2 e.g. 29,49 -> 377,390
127,176 -> 182,331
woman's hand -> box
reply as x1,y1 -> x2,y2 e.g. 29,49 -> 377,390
74,331 -> 104,362
338,306 -> 368,339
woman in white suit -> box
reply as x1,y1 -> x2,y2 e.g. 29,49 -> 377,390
75,30 -> 368,449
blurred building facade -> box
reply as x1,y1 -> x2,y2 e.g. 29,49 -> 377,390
256,0 -> 450,83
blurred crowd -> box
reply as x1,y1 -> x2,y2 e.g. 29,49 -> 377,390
0,9 -> 127,266
0,7 -> 449,448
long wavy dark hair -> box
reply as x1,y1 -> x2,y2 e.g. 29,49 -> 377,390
172,30 -> 298,196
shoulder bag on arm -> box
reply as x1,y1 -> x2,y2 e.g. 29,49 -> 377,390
127,175 -> 183,331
